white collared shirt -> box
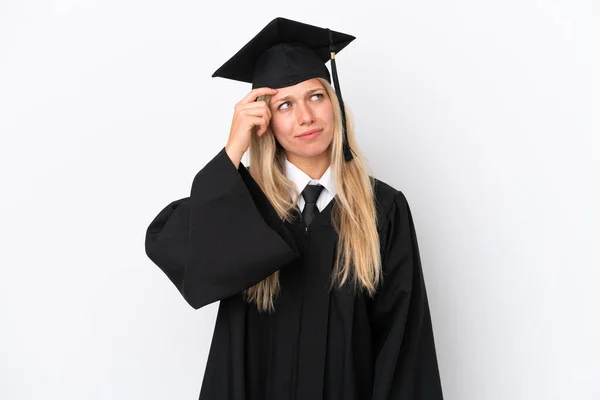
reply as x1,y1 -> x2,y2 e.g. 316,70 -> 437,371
284,156 -> 337,212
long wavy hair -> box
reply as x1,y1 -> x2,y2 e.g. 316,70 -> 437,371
242,77 -> 382,313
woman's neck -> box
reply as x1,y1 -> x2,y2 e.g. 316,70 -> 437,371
286,151 -> 330,180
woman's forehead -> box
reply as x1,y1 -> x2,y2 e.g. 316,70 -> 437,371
271,79 -> 325,102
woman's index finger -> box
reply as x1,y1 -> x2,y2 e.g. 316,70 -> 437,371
241,87 -> 278,103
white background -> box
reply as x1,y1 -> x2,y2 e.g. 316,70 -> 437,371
1,1 -> 599,399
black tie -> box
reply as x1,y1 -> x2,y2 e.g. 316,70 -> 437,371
301,184 -> 324,227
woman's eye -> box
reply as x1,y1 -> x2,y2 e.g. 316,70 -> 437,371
278,94 -> 322,110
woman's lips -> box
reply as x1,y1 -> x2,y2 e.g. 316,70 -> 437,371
297,129 -> 322,140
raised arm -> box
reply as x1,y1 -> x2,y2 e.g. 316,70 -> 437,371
145,146 -> 298,309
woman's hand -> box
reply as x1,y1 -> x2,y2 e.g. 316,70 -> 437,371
225,87 -> 278,169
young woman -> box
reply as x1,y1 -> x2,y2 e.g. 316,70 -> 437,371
145,17 -> 443,400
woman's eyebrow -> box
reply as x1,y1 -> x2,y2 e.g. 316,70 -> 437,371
273,88 -> 323,103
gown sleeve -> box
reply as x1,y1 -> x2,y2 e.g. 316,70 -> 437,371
370,192 -> 444,400
144,146 -> 298,310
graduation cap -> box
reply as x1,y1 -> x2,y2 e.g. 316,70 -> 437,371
212,17 -> 356,162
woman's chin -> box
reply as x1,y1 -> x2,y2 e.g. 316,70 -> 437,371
291,146 -> 329,160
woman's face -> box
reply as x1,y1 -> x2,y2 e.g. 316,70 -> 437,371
268,78 -> 335,162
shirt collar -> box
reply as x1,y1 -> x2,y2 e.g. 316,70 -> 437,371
284,154 -> 337,198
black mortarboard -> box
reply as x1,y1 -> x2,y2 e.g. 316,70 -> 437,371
212,17 -> 356,162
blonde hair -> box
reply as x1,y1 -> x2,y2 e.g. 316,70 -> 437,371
243,77 -> 382,313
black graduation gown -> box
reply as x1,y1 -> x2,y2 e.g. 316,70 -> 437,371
144,147 -> 444,400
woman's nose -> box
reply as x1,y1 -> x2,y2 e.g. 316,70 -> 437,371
296,102 -> 315,125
